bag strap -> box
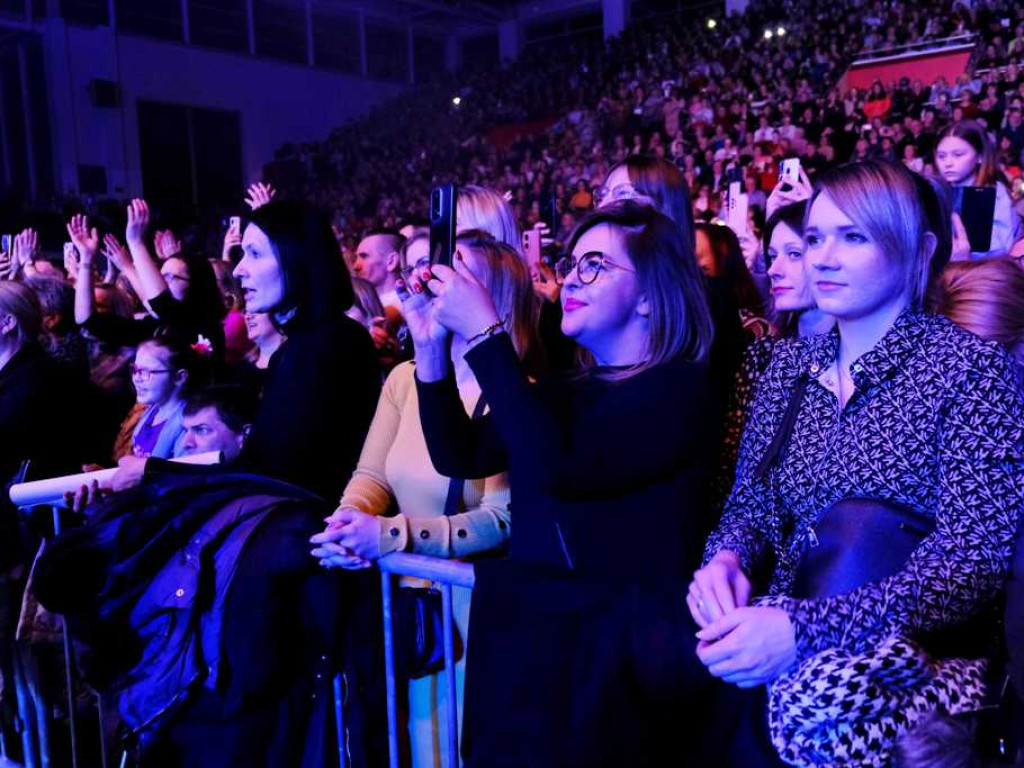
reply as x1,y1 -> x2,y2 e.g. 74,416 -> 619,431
442,394 -> 488,517
753,375 -> 808,481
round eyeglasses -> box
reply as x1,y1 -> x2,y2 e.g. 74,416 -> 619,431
554,251 -> 636,285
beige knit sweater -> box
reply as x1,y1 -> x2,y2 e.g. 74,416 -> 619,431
338,361 -> 511,559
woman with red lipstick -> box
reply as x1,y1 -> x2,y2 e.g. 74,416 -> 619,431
934,120 -> 1022,259
692,161 -> 1024,766
405,200 -> 716,766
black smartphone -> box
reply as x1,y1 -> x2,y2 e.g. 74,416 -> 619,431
429,183 -> 458,268
953,186 -> 996,253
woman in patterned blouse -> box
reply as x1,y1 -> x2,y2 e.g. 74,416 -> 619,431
690,161 -> 1024,766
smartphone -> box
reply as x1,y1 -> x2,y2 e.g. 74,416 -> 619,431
63,242 -> 77,260
229,216 -> 241,232
780,158 -> 801,187
523,229 -> 542,266
1,235 -> 11,254
726,183 -> 749,236
429,183 -> 458,268
953,186 -> 996,253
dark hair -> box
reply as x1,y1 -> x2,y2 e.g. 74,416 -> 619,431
566,201 -> 713,378
762,202 -> 808,339
762,201 -> 807,257
696,223 -> 766,318
184,384 -> 259,435
247,200 -> 355,322
25,276 -> 75,335
167,249 -> 227,329
139,326 -> 205,397
361,228 -> 406,254
609,155 -> 696,250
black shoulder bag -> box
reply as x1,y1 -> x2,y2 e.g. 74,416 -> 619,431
755,375 -> 997,661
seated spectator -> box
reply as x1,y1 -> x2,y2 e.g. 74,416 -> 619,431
934,120 -> 1023,257
180,385 -> 259,462
693,160 -> 1024,767
120,330 -> 198,461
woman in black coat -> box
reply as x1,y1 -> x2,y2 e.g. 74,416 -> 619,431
119,200 -> 381,502
403,201 -> 718,767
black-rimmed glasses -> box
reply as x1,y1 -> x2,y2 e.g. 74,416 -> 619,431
553,251 -> 636,285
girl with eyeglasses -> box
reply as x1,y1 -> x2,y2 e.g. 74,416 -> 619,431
402,200 -> 716,766
120,330 -> 196,460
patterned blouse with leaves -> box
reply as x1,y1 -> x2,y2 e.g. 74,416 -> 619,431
704,311 -> 1024,662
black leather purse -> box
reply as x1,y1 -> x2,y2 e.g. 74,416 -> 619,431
392,394 -> 486,680
754,376 -> 933,600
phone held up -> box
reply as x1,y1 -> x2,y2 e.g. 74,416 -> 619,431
429,183 -> 458,269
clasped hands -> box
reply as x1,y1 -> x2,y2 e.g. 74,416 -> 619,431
687,550 -> 796,689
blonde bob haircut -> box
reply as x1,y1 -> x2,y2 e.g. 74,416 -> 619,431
807,161 -> 937,311
456,185 -> 523,254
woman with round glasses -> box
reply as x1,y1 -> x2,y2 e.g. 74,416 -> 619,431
402,200 -> 715,766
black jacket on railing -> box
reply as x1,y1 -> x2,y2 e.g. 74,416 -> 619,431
35,472 -> 345,768
417,332 -> 718,767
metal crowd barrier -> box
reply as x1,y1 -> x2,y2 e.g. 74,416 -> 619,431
377,554 -> 475,768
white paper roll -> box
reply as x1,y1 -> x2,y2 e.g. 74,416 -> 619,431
9,451 -> 222,509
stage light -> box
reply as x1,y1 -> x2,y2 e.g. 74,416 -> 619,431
763,29 -> 774,39
707,18 -> 717,29
452,96 -> 462,106
776,26 -> 786,36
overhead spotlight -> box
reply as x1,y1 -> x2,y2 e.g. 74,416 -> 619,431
763,29 -> 774,39
706,18 -> 717,29
776,26 -> 787,36
452,96 -> 462,106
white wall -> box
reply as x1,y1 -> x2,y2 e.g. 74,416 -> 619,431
41,17 -> 405,198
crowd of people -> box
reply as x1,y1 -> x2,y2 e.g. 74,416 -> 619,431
2,0 -> 1024,767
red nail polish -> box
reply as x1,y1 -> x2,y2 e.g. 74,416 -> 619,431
412,283 -> 422,294
422,270 -> 432,281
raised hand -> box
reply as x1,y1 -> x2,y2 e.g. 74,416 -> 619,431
420,255 -> 501,341
396,274 -> 449,348
66,214 -> 100,262
950,213 -> 971,262
125,199 -> 151,246
765,167 -> 813,219
222,223 -> 243,261
244,182 -> 276,211
102,233 -> 131,271
530,261 -> 560,303
14,228 -> 39,269
154,229 -> 182,261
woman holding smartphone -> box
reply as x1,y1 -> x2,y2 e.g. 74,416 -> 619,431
406,201 -> 716,766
